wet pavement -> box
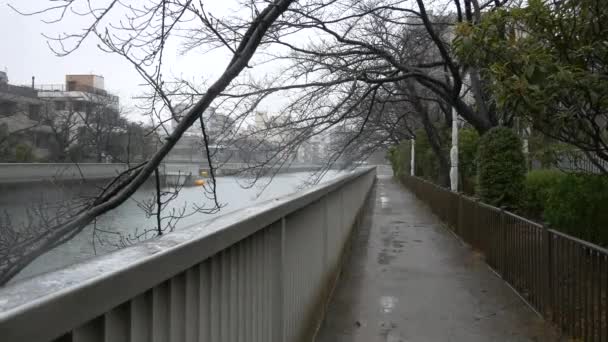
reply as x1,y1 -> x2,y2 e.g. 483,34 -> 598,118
315,176 -> 562,342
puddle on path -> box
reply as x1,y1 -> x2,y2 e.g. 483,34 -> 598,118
380,295 -> 398,314
379,195 -> 390,207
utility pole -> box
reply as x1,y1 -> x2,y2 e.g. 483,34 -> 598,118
522,125 -> 531,170
450,105 -> 459,192
410,138 -> 415,176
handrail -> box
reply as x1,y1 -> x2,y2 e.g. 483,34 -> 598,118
548,228 -> 608,254
0,163 -> 129,166
405,174 -> 545,228
401,174 -> 608,341
0,167 -> 376,341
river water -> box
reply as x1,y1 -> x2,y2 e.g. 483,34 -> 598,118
2,171 -> 345,282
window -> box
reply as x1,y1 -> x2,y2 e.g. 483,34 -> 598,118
34,132 -> 50,148
0,101 -> 16,116
77,126 -> 87,134
54,101 -> 66,111
67,81 -> 76,92
28,104 -> 41,121
73,101 -> 84,112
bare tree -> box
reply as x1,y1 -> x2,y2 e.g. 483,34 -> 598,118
201,0 -> 504,132
182,0 -> 480,185
1,0 -> 516,284
0,0 -> 294,285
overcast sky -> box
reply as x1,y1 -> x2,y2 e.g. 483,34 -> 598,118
1,1 -> 133,112
0,0 -> 266,122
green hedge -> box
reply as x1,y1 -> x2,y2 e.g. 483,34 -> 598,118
14,144 -> 35,162
459,128 -> 479,179
477,127 -> 526,209
520,170 -> 608,247
388,127 -> 478,193
520,169 -> 564,219
413,129 -> 438,181
544,173 -> 608,246
388,140 -> 411,177
389,125 -> 608,246
387,127 -> 449,183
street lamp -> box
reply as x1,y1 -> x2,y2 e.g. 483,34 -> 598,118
410,137 -> 415,176
450,104 -> 459,192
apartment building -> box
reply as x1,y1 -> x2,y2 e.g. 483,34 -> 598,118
0,72 -> 121,161
0,71 -> 53,160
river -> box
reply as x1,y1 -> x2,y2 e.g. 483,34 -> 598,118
2,171 -> 345,283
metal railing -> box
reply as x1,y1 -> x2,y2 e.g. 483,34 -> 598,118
401,175 -> 608,341
555,150 -> 608,174
0,167 -> 376,342
35,84 -> 120,104
35,84 -> 112,97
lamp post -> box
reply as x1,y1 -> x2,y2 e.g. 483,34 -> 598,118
450,104 -> 459,192
410,138 -> 415,176
522,123 -> 531,170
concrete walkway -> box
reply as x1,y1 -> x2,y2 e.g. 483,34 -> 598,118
316,176 -> 561,342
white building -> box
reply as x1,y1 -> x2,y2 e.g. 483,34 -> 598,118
37,75 -> 119,111
170,105 -> 234,139
1,73 -> 121,161
296,131 -> 332,164
254,111 -> 269,131
36,74 -> 120,147
0,72 -> 53,160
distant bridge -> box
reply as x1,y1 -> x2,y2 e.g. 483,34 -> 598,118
0,162 -> 326,184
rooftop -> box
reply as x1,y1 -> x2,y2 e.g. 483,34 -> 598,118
35,84 -> 119,105
0,83 -> 38,99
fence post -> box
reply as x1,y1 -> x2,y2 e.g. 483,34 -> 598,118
500,208 -> 507,279
457,194 -> 463,236
543,224 -> 553,319
473,198 -> 480,248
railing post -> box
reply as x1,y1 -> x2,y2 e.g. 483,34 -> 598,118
340,190 -> 345,240
322,196 -> 328,273
543,225 -> 554,319
271,217 -> 286,342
